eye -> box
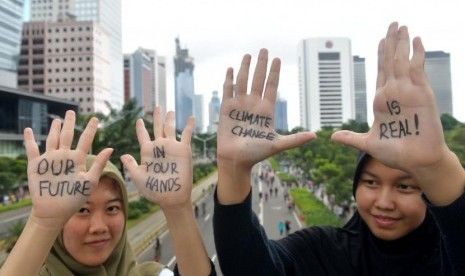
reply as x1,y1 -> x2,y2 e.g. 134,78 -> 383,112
78,208 -> 90,214
360,178 -> 377,187
107,205 -> 121,214
397,183 -> 419,193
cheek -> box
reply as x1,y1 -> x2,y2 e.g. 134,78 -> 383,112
109,213 -> 125,238
399,195 -> 426,221
63,218 -> 87,252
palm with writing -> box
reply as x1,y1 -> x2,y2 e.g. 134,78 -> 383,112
217,48 -> 316,170
24,110 -> 113,228
332,22 -> 446,173
121,107 -> 194,210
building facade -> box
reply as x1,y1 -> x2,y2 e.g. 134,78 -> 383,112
124,48 -> 167,117
18,21 -> 112,114
298,37 -> 355,131
194,94 -> 204,133
29,0 -> 123,110
275,96 -> 288,132
0,0 -> 25,88
353,55 -> 367,123
424,51 -> 453,115
174,37 -> 195,131
207,90 -> 220,134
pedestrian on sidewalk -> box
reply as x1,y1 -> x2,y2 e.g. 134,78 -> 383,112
213,25 -> 465,275
284,220 -> 291,236
154,236 -> 162,262
278,221 -> 285,236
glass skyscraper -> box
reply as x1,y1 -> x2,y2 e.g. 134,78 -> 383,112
174,37 -> 195,131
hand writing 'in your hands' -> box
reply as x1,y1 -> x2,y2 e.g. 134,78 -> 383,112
217,48 -> 316,168
121,106 -> 194,210
24,110 -> 113,226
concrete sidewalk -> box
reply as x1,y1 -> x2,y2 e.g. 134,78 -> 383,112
128,171 -> 218,256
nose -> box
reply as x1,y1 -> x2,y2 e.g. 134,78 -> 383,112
374,187 -> 395,210
88,211 -> 109,234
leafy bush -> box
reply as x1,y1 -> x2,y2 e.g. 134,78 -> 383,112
193,163 -> 215,183
290,188 -> 342,227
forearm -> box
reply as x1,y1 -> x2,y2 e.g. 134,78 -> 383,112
216,158 -> 252,204
163,206 -> 211,276
0,213 -> 61,276
412,148 -> 465,206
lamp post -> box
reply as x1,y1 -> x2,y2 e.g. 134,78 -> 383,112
192,134 -> 216,161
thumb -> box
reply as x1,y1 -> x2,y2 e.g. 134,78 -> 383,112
273,132 -> 316,153
331,130 -> 368,152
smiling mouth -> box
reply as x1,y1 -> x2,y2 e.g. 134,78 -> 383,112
372,215 -> 399,228
86,239 -> 110,248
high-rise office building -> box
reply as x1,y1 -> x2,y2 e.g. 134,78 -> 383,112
275,96 -> 288,132
207,90 -> 220,134
0,0 -> 25,88
18,21 -> 112,114
29,0 -> 123,110
353,55 -> 367,123
124,48 -> 167,116
298,37 -> 355,131
174,37 -> 195,131
424,51 -> 453,115
194,94 -> 204,133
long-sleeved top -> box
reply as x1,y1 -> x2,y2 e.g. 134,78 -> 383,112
213,190 -> 465,276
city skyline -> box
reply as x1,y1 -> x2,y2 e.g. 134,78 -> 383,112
119,0 -> 465,129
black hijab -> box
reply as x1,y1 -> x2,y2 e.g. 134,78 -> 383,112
343,153 -> 441,275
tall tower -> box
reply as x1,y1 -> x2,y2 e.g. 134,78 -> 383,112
298,37 -> 354,131
207,90 -> 220,133
124,48 -> 167,116
174,37 -> 195,131
424,51 -> 453,115
353,55 -> 367,123
194,94 -> 203,132
29,0 -> 123,110
0,0 -> 25,88
275,96 -> 288,132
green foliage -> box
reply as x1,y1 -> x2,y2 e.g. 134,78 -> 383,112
277,172 -> 297,185
128,198 -> 155,219
290,188 -> 342,227
193,163 -> 216,183
445,126 -> 465,166
441,113 -> 463,131
0,156 -> 28,195
5,220 -> 25,253
0,199 -> 32,213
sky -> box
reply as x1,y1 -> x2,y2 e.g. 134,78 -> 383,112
40,0 -> 463,129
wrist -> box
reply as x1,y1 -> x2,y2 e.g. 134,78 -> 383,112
217,158 -> 252,205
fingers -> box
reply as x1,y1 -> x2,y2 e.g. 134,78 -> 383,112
24,128 -> 40,160
411,36 -> 427,85
222,68 -> 234,100
59,110 -> 76,149
87,148 -> 113,180
382,22 -> 399,80
120,154 -> 139,177
250,48 -> 269,98
235,54 -> 251,97
394,25 -> 411,78
45,119 -> 62,151
164,111 -> 176,139
376,39 -> 386,89
263,57 -> 281,105
274,132 -> 317,153
75,117 -> 99,154
153,106 -> 163,139
135,119 -> 151,147
181,116 -> 195,144
331,130 -> 368,152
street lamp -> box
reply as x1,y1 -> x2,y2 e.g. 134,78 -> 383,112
192,134 -> 216,161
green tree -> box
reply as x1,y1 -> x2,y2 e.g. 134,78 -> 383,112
441,113 -> 462,131
445,126 -> 465,166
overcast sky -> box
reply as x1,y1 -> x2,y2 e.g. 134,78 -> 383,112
123,0 -> 464,129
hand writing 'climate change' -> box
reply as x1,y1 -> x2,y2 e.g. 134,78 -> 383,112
217,49 -> 316,168
121,107 -> 194,209
24,110 -> 113,226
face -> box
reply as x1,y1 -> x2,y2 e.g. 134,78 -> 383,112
355,158 -> 426,241
63,176 -> 125,266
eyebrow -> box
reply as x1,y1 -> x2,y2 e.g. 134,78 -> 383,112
361,170 -> 412,180
85,197 -> 123,205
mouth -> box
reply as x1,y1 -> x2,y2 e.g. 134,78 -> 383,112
372,214 -> 400,228
85,239 -> 110,248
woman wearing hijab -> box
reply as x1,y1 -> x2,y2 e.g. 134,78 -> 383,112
213,22 -> 465,275
1,108 -> 214,275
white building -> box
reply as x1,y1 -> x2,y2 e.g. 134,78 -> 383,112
298,38 -> 355,131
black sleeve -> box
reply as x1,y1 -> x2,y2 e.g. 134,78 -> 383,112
213,189 -> 294,276
424,192 -> 465,275
173,259 -> 217,276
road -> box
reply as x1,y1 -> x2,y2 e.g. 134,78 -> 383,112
0,205 -> 31,238
137,162 -> 304,275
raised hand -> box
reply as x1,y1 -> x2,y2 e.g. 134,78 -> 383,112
331,22 -> 465,205
121,106 -> 194,210
217,48 -> 316,169
332,22 -> 446,172
24,110 -> 113,228
217,49 -> 315,204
